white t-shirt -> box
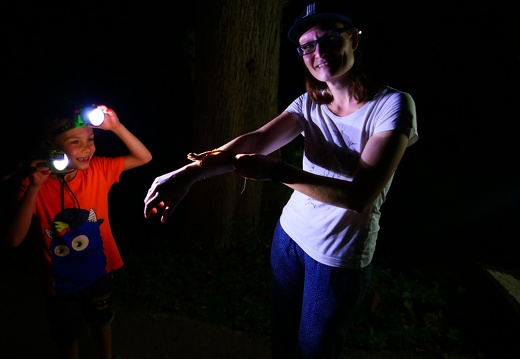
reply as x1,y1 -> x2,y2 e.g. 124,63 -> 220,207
280,87 -> 418,269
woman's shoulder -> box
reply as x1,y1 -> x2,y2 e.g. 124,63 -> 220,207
286,92 -> 310,111
374,86 -> 415,108
379,86 -> 413,100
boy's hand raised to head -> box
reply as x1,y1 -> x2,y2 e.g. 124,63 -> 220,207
93,105 -> 121,131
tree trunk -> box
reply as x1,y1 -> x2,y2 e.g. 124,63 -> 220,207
183,0 -> 284,249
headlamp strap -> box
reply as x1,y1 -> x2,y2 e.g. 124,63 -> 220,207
51,120 -> 75,137
50,111 -> 87,138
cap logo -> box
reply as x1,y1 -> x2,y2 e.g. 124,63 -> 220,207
303,2 -> 317,18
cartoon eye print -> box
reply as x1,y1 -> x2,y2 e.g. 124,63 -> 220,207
54,245 -> 70,257
71,235 -> 89,251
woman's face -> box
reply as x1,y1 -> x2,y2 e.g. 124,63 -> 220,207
298,22 -> 358,83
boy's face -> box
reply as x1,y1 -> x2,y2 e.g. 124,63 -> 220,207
52,126 -> 96,171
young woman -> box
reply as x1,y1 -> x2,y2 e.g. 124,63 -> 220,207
144,2 -> 418,358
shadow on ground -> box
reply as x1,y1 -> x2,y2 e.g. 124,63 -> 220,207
0,245 -> 484,359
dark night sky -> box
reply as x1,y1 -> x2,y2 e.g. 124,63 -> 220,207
1,1 -> 518,268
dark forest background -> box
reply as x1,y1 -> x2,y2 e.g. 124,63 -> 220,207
1,0 -> 519,357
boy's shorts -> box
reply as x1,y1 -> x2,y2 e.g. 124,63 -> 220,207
45,273 -> 114,343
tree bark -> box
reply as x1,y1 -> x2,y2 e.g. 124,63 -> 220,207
183,0 -> 284,249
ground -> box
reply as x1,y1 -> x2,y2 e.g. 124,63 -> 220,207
0,243 -> 493,359
1,257 -> 476,359
1,291 -> 460,359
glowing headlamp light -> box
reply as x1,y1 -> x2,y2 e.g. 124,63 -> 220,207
76,106 -> 105,127
51,105 -> 105,137
48,149 -> 69,172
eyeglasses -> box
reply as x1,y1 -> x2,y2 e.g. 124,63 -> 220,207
296,28 -> 352,56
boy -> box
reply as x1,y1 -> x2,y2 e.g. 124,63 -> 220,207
5,104 -> 152,359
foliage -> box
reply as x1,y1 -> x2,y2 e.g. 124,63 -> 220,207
116,221 -> 465,355
115,216 -> 273,335
345,266 -> 464,355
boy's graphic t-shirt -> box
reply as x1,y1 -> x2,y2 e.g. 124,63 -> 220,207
20,156 -> 125,296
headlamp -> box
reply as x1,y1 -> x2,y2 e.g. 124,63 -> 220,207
76,106 -> 105,127
47,148 -> 69,172
34,147 -> 69,173
51,105 -> 105,137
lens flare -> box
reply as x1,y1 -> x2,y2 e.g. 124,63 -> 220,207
88,108 -> 105,126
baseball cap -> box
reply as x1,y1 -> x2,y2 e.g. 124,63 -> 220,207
288,2 -> 354,44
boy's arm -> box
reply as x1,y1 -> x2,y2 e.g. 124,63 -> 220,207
5,164 -> 49,247
111,123 -> 152,171
95,106 -> 152,171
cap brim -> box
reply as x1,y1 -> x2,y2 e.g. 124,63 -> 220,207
288,13 -> 353,44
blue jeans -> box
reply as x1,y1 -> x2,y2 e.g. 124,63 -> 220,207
270,220 -> 372,359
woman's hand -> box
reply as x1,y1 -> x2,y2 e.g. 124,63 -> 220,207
143,167 -> 194,223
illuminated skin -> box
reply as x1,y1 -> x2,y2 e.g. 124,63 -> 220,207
53,126 -> 96,173
299,22 -> 358,86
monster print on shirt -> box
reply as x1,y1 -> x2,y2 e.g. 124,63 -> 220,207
45,208 -> 107,295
